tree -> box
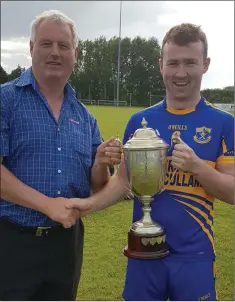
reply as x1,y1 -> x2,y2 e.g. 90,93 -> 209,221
69,36 -> 164,106
8,35 -> 232,106
201,88 -> 233,104
223,86 -> 234,92
7,64 -> 25,81
0,65 -> 9,84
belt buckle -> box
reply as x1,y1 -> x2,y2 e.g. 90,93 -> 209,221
36,226 -> 51,236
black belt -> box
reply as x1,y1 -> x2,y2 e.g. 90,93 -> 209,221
0,219 -> 73,237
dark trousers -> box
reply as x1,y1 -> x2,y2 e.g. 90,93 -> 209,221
0,219 -> 84,301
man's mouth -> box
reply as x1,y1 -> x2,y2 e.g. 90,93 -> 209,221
174,81 -> 189,87
47,62 -> 61,66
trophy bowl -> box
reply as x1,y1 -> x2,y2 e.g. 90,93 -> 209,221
122,117 -> 170,260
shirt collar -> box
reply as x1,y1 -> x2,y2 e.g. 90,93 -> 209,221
15,67 -> 77,97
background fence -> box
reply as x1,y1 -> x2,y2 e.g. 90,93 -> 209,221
81,98 -> 234,111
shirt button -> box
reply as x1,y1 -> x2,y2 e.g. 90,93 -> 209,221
58,169 -> 61,173
57,191 -> 61,195
58,147 -> 61,151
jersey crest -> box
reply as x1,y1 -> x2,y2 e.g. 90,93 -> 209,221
193,126 -> 212,144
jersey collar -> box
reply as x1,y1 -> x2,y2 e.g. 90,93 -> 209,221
163,96 -> 206,115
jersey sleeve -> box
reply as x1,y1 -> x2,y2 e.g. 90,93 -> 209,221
216,114 -> 234,165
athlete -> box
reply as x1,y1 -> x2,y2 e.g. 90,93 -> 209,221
67,23 -> 234,301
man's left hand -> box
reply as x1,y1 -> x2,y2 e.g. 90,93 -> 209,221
94,137 -> 122,167
171,137 -> 201,173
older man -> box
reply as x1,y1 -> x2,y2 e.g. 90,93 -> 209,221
0,10 -> 121,301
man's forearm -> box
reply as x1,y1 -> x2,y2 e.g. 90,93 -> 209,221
90,163 -> 110,193
85,173 -> 129,215
1,165 -> 51,214
193,161 -> 234,205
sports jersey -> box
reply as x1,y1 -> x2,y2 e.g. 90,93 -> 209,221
123,96 -> 234,259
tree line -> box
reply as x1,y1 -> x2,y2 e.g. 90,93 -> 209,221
0,36 -> 233,106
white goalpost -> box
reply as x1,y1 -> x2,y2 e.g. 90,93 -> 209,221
81,99 -> 96,106
97,100 -> 127,106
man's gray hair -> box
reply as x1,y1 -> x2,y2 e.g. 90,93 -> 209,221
30,10 -> 78,48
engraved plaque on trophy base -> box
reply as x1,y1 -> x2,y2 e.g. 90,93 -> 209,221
123,228 -> 170,259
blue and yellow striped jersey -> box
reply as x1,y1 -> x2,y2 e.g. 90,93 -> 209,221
123,97 -> 234,259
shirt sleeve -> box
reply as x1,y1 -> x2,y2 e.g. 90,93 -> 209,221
0,85 -> 12,157
216,113 -> 234,165
90,120 -> 115,175
90,117 -> 103,167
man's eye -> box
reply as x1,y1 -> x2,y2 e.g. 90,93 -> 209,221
187,61 -> 196,65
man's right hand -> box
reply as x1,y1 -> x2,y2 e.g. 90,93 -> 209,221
66,197 -> 93,217
45,197 -> 80,228
1,163 -> 80,227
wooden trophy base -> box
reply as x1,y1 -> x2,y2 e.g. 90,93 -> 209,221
123,228 -> 170,260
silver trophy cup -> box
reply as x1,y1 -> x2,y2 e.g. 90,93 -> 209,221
122,117 -> 170,259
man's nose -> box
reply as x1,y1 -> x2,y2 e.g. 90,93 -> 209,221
51,43 -> 59,57
175,64 -> 187,77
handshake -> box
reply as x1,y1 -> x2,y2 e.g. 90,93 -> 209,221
45,196 -> 92,228
45,137 -> 124,228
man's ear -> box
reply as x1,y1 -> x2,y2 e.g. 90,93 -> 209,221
75,47 -> 79,60
30,40 -> 34,57
203,57 -> 210,74
159,57 -> 163,74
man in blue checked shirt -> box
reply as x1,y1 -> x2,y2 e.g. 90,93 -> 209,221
0,10 -> 122,301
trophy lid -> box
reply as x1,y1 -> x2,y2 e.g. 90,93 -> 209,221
123,117 -> 169,150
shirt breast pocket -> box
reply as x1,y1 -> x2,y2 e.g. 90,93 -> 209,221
69,124 -> 92,168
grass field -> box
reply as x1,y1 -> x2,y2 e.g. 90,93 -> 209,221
77,106 -> 234,301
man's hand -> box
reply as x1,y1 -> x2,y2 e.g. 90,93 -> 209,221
65,154 -> 132,215
66,198 -> 93,217
171,137 -> 201,173
45,197 -> 80,228
94,137 -> 122,167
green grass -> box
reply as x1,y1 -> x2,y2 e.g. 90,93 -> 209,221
87,105 -> 143,140
76,106 -> 234,301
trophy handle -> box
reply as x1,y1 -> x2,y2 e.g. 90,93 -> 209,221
115,135 -> 123,151
114,136 -> 134,199
169,131 -> 182,151
114,135 -> 123,170
159,133 -> 182,195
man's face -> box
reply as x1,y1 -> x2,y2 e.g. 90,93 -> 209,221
159,41 -> 210,101
30,19 -> 78,83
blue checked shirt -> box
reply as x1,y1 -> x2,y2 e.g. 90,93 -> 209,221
0,67 -> 102,227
